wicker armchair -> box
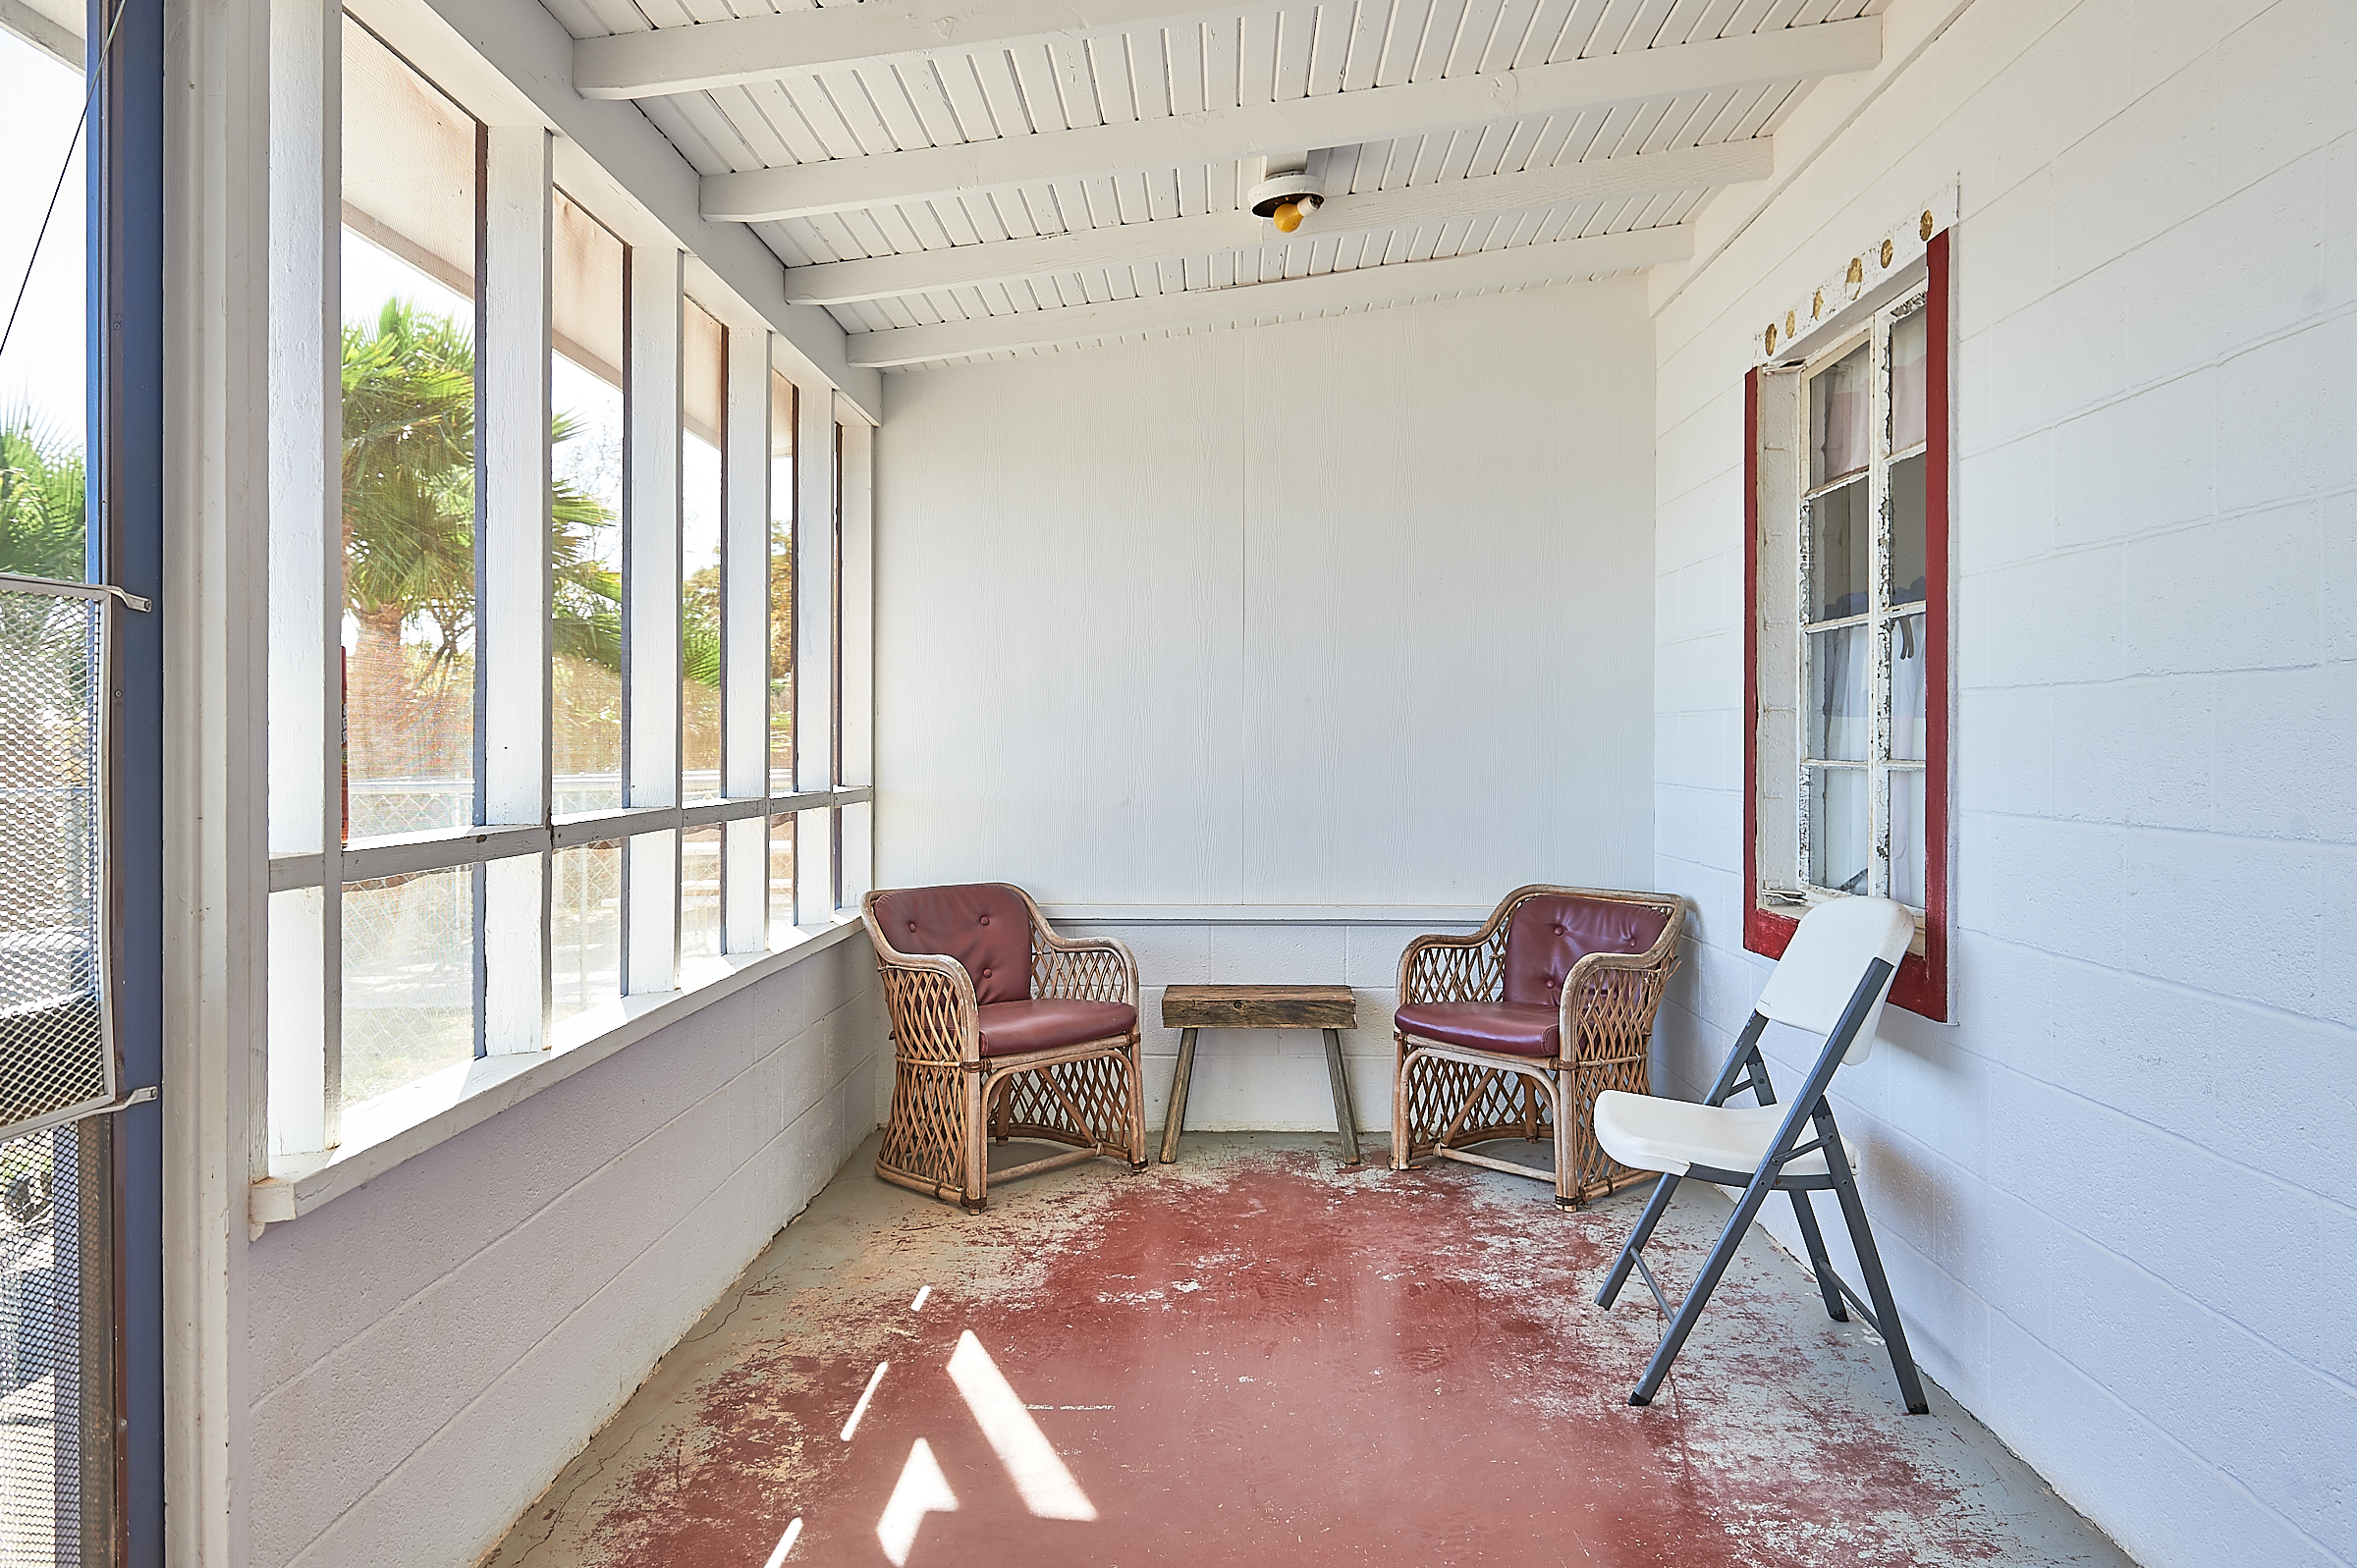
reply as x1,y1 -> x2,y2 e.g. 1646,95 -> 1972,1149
1392,886 -> 1685,1208
862,883 -> 1147,1212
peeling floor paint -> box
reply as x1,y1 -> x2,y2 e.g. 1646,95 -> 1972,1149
483,1135 -> 2138,1568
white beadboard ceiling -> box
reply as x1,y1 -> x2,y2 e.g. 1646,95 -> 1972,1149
534,0 -> 1892,367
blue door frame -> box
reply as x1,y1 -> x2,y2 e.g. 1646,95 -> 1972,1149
91,0 -> 165,1558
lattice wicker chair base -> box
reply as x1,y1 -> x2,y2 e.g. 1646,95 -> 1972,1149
864,882 -> 1148,1212
1393,1039 -> 1653,1209
876,1037 -> 1146,1211
1387,886 -> 1685,1210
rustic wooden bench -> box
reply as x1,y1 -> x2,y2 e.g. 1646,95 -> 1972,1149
1157,984 -> 1361,1164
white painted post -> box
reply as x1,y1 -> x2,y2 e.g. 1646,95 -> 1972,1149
836,410 -> 873,906
478,124 -> 553,1052
265,0 -> 338,1155
793,379 -> 836,924
722,331 -> 771,950
626,246 -> 683,993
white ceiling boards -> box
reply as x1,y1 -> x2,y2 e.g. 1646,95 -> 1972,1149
535,0 -> 1891,365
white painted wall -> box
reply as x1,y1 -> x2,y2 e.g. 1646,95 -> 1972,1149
1648,2 -> 2357,1565
242,944 -> 885,1568
875,281 -> 1658,1129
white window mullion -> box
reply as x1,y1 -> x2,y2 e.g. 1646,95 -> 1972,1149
267,0 -> 340,1158
479,124 -> 553,1050
721,331 -> 771,950
624,247 -> 684,992
1867,312 -> 1893,900
836,411 -> 874,907
793,383 -> 836,926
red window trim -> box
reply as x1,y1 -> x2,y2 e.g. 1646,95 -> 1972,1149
1742,228 -> 1951,1021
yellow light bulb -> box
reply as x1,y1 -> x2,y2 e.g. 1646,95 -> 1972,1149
1273,200 -> 1304,234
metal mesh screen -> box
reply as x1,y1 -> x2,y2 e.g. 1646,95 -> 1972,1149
0,1119 -> 113,1567
0,590 -> 109,1141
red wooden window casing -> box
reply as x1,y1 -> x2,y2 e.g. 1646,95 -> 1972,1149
1742,229 -> 1950,1020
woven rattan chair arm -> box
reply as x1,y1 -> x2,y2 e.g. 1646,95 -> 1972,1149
1397,930 -> 1507,1005
1009,888 -> 1139,1005
1556,930 -> 1683,1067
875,955 -> 978,1065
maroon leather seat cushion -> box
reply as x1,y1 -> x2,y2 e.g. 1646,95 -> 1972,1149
871,883 -> 1032,1002
1500,893 -> 1670,1009
975,1000 -> 1138,1057
1394,1000 -> 1561,1057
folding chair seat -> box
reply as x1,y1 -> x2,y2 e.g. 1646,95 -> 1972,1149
1593,895 -> 1929,1413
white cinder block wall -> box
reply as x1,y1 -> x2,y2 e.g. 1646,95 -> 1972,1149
874,281 -> 1658,1131
1650,1 -> 2357,1565
242,943 -> 885,1568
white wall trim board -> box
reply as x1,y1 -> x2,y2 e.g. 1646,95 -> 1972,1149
162,0 -> 272,1556
701,20 -> 1880,224
247,917 -> 867,1227
848,223 -> 1692,364
1040,904 -> 1493,926
786,142 -> 1771,307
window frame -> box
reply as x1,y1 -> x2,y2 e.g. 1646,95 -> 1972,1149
260,10 -> 873,1180
1744,228 -> 1951,1020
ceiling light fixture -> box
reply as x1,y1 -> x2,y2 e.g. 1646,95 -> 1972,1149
1248,170 -> 1324,234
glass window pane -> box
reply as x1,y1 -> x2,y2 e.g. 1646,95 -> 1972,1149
1806,767 -> 1870,896
1805,479 -> 1871,623
1890,769 -> 1927,908
1809,341 -> 1870,488
551,190 -> 626,816
1890,304 -> 1930,452
341,868 -> 475,1108
769,373 -> 796,796
551,839 -> 621,1026
0,31 -> 87,581
1891,612 -> 1928,762
340,20 -> 480,841
768,813 -> 795,941
1887,453 -> 1927,605
1806,623 -> 1871,761
681,825 -> 723,960
682,302 -> 726,805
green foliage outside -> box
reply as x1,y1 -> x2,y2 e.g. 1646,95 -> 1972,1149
0,408 -> 86,579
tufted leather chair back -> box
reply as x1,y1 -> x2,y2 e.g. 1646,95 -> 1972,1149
871,883 -> 1032,1003
1500,893 -> 1671,1010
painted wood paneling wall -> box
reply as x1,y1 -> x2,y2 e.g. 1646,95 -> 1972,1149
875,279 -> 1657,909
874,279 -> 1658,1127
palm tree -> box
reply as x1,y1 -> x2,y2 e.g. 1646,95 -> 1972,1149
0,409 -> 86,580
341,299 -> 629,784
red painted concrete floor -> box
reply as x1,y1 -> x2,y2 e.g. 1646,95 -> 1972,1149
487,1135 -> 2136,1568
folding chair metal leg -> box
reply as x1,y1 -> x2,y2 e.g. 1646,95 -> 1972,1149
1596,1172 -> 1681,1309
1787,1189 -> 1849,1323
1628,1171 -> 1781,1406
1827,1148 -> 1930,1414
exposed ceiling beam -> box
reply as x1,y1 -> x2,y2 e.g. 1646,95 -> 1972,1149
787,139 -> 1767,304
703,19 -> 1876,224
576,0 -> 1287,101
0,0 -> 82,69
845,221 -> 1692,366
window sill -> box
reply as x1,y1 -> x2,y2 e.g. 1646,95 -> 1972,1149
247,913 -> 868,1232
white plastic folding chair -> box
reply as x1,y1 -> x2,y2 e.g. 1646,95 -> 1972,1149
1592,895 -> 1929,1412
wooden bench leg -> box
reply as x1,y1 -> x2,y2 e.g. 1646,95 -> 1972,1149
1158,1027 -> 1198,1163
1324,1028 -> 1361,1165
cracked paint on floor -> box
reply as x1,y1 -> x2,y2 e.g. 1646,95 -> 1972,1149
484,1135 -> 2136,1568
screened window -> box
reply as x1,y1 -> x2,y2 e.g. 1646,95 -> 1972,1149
262,12 -> 873,1166
1748,234 -> 1950,1019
